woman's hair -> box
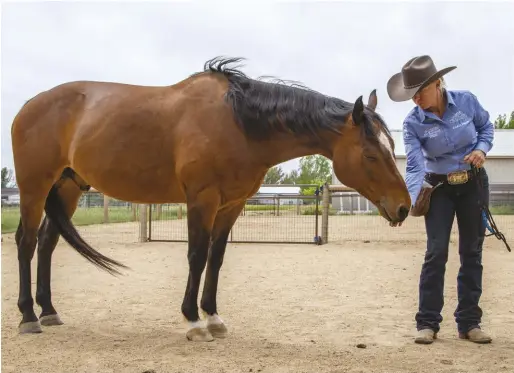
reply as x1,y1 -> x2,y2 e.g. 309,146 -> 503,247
438,77 -> 447,89
437,77 -> 448,101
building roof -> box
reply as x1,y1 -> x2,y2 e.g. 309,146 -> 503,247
389,129 -> 514,158
1,187 -> 19,196
257,186 -> 301,195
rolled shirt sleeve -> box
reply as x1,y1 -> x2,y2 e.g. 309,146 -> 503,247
470,92 -> 494,155
403,120 -> 426,206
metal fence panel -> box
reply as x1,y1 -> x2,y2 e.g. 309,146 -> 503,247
147,194 -> 322,244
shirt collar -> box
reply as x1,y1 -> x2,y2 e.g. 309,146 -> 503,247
416,89 -> 455,123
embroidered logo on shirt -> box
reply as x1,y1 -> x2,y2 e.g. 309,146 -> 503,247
423,126 -> 441,138
449,111 -> 471,129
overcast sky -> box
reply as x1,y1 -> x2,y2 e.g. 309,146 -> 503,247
2,1 -> 513,177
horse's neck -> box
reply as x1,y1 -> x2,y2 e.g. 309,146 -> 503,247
254,132 -> 334,167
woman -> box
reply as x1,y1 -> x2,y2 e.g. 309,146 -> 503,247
386,55 -> 494,344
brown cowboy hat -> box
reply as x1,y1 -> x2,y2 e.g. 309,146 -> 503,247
387,55 -> 457,102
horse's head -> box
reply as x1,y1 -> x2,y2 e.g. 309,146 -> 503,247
331,90 -> 411,223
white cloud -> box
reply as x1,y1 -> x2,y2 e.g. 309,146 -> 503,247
2,1 -> 513,176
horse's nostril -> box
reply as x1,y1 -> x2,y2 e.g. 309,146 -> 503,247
398,205 -> 410,221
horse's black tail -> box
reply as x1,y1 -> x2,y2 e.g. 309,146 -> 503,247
44,185 -> 129,275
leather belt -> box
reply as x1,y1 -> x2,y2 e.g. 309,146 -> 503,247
425,169 -> 474,185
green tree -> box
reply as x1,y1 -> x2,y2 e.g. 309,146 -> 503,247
282,169 -> 299,184
264,156 -> 333,194
263,165 -> 285,184
296,155 -> 333,195
1,167 -> 15,188
494,111 -> 514,129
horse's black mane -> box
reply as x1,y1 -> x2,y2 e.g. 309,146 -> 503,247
200,56 -> 390,141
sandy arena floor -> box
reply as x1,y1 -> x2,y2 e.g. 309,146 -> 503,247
2,221 -> 514,373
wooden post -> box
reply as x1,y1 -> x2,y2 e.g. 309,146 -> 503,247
156,204 -> 162,220
131,203 -> 137,221
103,195 -> 109,223
321,183 -> 330,244
177,205 -> 183,219
139,204 -> 148,242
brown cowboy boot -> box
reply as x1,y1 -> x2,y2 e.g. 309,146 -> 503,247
458,328 -> 492,344
414,329 -> 437,344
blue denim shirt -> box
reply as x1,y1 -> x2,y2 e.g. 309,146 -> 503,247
403,89 -> 494,205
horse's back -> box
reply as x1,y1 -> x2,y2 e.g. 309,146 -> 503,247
12,73 -> 228,148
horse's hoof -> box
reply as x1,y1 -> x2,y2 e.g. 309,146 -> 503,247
207,322 -> 228,338
206,314 -> 228,338
19,320 -> 43,334
186,327 -> 214,342
40,314 -> 64,326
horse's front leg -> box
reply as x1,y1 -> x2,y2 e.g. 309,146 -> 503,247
181,189 -> 220,342
200,201 -> 245,339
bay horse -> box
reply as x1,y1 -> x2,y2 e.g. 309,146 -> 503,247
11,56 -> 411,342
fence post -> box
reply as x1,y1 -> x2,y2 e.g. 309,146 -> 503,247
139,204 -> 148,243
131,203 -> 137,221
321,182 -> 330,244
103,195 -> 109,223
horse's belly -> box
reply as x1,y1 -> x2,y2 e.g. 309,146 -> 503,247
78,163 -> 185,203
70,142 -> 185,203
101,170 -> 184,204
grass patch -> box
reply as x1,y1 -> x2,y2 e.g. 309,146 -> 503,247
0,204 -> 304,234
1,206 -> 139,234
244,204 -> 310,211
490,205 -> 514,215
2,208 -> 20,233
301,206 -> 333,215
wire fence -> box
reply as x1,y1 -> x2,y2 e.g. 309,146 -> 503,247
147,193 -> 321,244
1,185 -> 513,250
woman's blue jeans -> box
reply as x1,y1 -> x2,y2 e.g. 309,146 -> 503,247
415,168 -> 489,334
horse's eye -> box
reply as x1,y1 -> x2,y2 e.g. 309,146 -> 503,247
364,154 -> 378,161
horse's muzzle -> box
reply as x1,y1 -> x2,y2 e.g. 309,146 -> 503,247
397,205 -> 410,222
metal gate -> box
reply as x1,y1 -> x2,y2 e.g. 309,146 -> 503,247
146,186 -> 322,244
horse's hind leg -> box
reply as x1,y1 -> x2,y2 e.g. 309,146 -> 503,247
16,181 -> 56,334
200,201 -> 245,339
34,216 -> 63,326
36,177 -> 84,326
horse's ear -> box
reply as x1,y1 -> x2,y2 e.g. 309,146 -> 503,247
352,95 -> 364,125
367,89 -> 377,112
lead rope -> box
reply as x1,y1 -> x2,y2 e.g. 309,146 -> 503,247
473,166 -> 511,252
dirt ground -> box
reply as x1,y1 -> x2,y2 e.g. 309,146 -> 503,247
2,221 -> 514,373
